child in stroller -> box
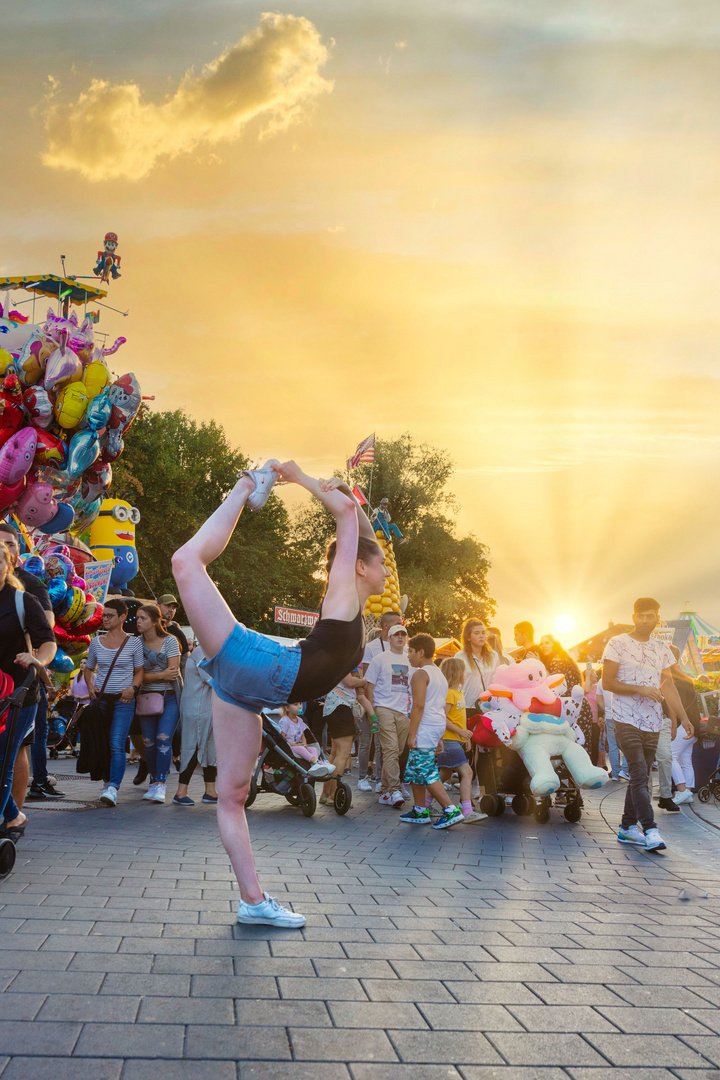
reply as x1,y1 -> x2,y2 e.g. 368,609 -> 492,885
245,706 -> 352,818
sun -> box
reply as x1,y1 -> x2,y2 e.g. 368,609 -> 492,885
554,613 -> 576,635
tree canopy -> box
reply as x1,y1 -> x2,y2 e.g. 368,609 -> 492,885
112,408 -> 320,631
294,432 -> 495,636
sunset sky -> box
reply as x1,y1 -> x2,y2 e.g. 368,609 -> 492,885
2,1 -> 720,644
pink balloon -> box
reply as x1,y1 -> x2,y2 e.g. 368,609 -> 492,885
15,481 -> 58,527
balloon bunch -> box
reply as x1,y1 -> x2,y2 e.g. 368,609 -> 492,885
0,306 -> 141,535
22,546 -> 104,673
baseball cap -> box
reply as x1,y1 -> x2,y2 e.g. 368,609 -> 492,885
388,624 -> 407,637
158,593 -> 178,606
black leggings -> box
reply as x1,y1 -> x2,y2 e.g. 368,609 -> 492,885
178,750 -> 217,787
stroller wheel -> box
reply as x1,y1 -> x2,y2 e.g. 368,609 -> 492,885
284,792 -> 300,806
334,781 -> 352,816
0,837 -> 16,878
698,786 -> 711,803
533,798 -> 551,824
564,803 -> 582,823
298,783 -> 317,818
511,794 -> 531,816
245,776 -> 258,809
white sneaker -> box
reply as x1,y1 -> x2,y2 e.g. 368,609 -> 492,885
378,792 -> 394,806
143,784 -> 158,801
358,777 -> 372,791
673,788 -> 693,805
390,790 -> 405,806
100,785 -> 117,806
242,460 -> 280,512
617,824 -> 645,845
375,781 -> 383,793
236,893 -> 306,928
151,783 -> 166,803
644,827 -> 667,851
307,761 -> 334,780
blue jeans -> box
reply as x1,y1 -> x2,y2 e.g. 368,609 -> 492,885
98,696 -> 136,790
139,693 -> 179,783
606,718 -> 622,778
1,703 -> 38,823
31,683 -> 49,785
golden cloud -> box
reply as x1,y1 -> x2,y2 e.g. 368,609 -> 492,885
41,12 -> 333,182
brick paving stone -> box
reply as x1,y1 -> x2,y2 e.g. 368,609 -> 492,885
278,976 -> 367,1000
0,1058 -> 122,1080
186,1025 -> 291,1060
235,999 -> 331,1026
677,1035 -> 720,1066
0,994 -> 46,1020
349,1068 -> 463,1080
390,1030 -> 503,1065
567,1071 -> 680,1080
290,1027 -> 398,1061
486,1033 -> 606,1066
525,983 -> 627,1005
138,995 -> 234,1024
329,1001 -> 428,1028
609,985 -> 712,1008
239,1066 -> 351,1080
124,1063 -> 236,1080
584,1033 -> 712,1066
38,993 -> 141,1022
460,1071 -> 568,1080
73,1021 -> 185,1058
506,1004 -> 619,1032
68,953 -> 153,973
0,1020 -> 81,1056
595,1005 -> 713,1034
191,975 -> 279,998
419,1003 -> 524,1031
362,979 -> 456,1002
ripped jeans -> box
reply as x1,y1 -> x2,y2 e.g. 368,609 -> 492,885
139,692 -> 179,784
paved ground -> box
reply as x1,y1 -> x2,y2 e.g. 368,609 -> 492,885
3,764 -> 720,1080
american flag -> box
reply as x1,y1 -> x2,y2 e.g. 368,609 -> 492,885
346,433 -> 375,471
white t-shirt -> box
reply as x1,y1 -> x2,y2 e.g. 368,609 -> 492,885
365,650 -> 412,714
363,636 -> 408,666
455,649 -> 502,710
601,633 -> 675,733
278,714 -> 308,746
411,663 -> 449,749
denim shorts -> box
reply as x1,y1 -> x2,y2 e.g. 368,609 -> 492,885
436,739 -> 468,770
201,623 -> 302,713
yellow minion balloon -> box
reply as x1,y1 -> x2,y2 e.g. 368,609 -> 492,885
89,497 -> 140,589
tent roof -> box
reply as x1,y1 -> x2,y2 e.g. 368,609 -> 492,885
0,275 -> 107,307
676,610 -> 720,640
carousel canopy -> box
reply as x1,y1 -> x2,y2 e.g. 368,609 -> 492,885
0,275 -> 107,307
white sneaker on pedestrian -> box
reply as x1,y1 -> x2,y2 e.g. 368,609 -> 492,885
151,783 -> 167,803
100,785 -> 117,807
375,781 -> 383,793
644,828 -> 667,851
143,784 -> 158,801
236,893 -> 306,927
618,769 -> 630,781
673,788 -> 693,805
378,792 -> 394,806
242,460 -> 281,512
358,777 -> 372,791
617,824 -> 645,845
390,790 -> 405,806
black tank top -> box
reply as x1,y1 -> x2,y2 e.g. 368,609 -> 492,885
288,609 -> 365,703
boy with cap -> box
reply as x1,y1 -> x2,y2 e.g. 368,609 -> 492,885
364,622 -> 412,806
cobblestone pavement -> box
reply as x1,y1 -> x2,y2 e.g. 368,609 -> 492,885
3,765 -> 720,1080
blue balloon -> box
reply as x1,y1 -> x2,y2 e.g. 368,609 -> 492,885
23,554 -> 45,579
50,649 -> 74,674
38,502 -> 75,535
84,390 -> 112,431
48,578 -> 67,609
66,430 -> 100,480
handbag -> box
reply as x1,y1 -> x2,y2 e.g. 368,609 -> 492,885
136,690 -> 167,716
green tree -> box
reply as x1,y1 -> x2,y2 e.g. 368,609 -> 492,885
294,433 -> 495,636
112,408 -> 319,632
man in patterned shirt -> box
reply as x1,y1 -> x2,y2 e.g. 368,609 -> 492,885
602,598 -> 693,852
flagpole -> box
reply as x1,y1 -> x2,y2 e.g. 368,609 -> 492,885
367,432 -> 376,507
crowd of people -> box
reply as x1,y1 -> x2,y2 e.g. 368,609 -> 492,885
0,456 -> 708,927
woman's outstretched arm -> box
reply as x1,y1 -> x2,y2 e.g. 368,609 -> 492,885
318,477 -> 377,542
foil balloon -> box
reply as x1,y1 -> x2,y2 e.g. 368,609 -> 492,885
107,372 -> 141,428
44,347 -> 82,393
47,578 -> 67,608
0,428 -> 37,484
22,554 -> 45,578
59,585 -> 86,625
82,461 -> 111,502
38,501 -> 75,534
16,334 -> 48,386
66,429 -> 100,479
45,553 -> 73,582
101,427 -> 124,462
14,481 -> 59,527
83,360 -> 110,400
54,382 -> 88,429
83,389 -> 112,431
34,429 -> 67,468
70,494 -> 101,535
23,386 -> 53,429
70,575 -> 87,590
0,348 -> 15,375
49,649 -> 74,674
0,476 -> 25,513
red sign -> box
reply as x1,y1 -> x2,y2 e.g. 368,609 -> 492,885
274,606 -> 319,629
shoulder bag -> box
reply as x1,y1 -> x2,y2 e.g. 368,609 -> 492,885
93,634 -> 132,702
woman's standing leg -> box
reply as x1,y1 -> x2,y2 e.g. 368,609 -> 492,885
202,765 -> 218,799
177,749 -> 199,797
140,715 -> 160,782
322,735 -> 353,800
154,695 -> 180,784
108,701 -> 137,791
211,693 -> 264,904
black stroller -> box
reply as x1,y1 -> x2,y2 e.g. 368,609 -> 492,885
474,744 -> 584,825
0,672 -> 36,878
245,712 -> 352,819
47,693 -> 82,758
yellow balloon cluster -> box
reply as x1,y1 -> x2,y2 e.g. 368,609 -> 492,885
365,531 -> 402,621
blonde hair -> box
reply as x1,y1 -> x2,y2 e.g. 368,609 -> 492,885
441,656 -> 465,691
0,542 -> 24,592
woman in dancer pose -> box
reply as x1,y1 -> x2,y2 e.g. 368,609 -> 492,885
172,460 -> 386,928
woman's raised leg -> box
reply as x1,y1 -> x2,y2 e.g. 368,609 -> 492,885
172,475 -> 256,658
211,693 -> 265,904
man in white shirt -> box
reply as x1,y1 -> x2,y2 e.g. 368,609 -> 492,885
362,611 -> 403,669
602,598 -> 693,852
364,624 -> 412,807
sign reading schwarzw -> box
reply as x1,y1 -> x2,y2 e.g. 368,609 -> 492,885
274,606 -> 319,629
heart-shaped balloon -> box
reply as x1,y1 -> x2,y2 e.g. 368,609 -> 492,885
23,386 -> 54,429
0,476 -> 26,512
34,429 -> 67,468
44,347 -> 82,393
66,429 -> 100,479
14,480 -> 58,527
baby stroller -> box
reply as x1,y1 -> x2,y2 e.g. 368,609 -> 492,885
47,694 -> 82,758
0,672 -> 37,878
697,762 -> 720,804
245,711 -> 352,819
470,737 -> 583,825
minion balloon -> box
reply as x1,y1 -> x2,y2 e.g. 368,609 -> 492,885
89,497 -> 140,593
